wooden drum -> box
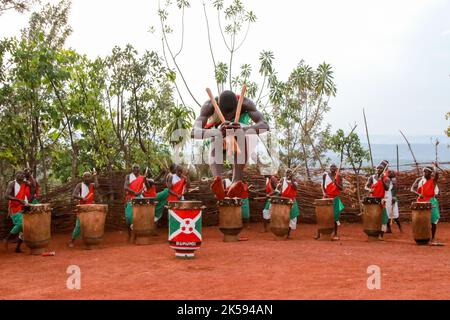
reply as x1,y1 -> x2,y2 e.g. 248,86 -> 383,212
22,204 -> 52,255
168,201 -> 203,259
411,202 -> 432,245
315,198 -> 335,238
269,197 -> 293,239
218,198 -> 243,242
362,197 -> 383,238
132,198 -> 158,245
77,204 -> 107,250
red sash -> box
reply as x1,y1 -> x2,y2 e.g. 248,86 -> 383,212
241,183 -> 250,199
168,177 -> 187,202
282,180 -> 297,200
8,182 -> 27,215
266,176 -> 278,195
143,185 -> 157,198
80,183 -> 95,205
125,175 -> 145,202
370,176 -> 386,198
418,178 -> 436,202
325,173 -> 341,198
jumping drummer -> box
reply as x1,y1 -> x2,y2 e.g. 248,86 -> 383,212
410,163 -> 443,246
365,162 -> 391,241
192,90 -> 270,200
317,164 -> 344,241
167,165 -> 190,203
124,164 -> 146,241
276,169 -> 300,239
3,171 -> 32,253
68,171 -> 99,248
262,174 -> 279,233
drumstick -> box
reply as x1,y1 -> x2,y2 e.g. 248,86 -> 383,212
206,88 -> 241,155
188,187 -> 200,193
230,85 -> 247,155
234,85 -> 247,123
206,88 -> 226,123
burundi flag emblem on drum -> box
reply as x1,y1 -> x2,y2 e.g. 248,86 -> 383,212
168,206 -> 202,259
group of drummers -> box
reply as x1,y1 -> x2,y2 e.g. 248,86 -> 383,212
2,157 -> 443,254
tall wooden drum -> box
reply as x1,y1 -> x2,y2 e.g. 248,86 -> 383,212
77,204 -> 107,250
22,204 -> 52,255
362,197 -> 383,238
168,201 -> 203,259
315,198 -> 335,239
269,197 -> 293,239
411,202 -> 432,245
132,198 -> 158,245
218,198 -> 243,242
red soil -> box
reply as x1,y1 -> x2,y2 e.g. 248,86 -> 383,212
1,223 -> 450,300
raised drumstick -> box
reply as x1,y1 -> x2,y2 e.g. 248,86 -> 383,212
234,84 -> 247,123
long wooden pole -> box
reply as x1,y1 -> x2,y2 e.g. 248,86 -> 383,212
363,108 -> 374,169
399,130 -> 420,175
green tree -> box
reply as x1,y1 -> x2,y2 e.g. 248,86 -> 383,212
271,61 -> 336,178
328,129 -> 370,211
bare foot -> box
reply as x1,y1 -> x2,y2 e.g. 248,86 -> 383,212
332,236 -> 340,241
67,241 -> 75,248
378,236 -> 385,242
314,234 -> 320,240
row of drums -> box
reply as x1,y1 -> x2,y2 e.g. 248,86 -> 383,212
19,196 -> 435,258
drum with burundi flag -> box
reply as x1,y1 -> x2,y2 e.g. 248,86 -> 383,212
168,201 -> 204,259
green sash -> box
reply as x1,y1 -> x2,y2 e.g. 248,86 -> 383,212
333,197 -> 345,222
241,198 -> 250,220
290,199 -> 300,220
430,197 -> 440,224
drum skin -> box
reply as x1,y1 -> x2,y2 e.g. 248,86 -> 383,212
411,202 -> 432,245
77,204 -> 107,250
132,198 -> 158,246
315,199 -> 335,236
363,197 -> 383,237
218,199 -> 243,242
269,197 -> 292,238
22,204 -> 52,255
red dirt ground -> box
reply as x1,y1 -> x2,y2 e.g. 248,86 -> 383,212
1,223 -> 450,300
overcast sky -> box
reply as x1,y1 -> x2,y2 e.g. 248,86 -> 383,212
1,0 -> 449,140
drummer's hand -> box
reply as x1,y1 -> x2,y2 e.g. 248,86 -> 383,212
218,122 -> 233,137
19,200 -> 27,205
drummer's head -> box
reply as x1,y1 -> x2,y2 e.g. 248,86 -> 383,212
376,165 -> 384,175
330,164 -> 338,174
82,172 -> 92,184
219,90 -> 238,114
132,164 -> 140,175
423,166 -> 433,179
23,167 -> 32,179
15,171 -> 25,183
169,163 -> 177,174
286,169 -> 293,178
176,165 -> 184,177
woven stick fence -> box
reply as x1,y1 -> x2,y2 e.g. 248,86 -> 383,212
1,167 -> 449,237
